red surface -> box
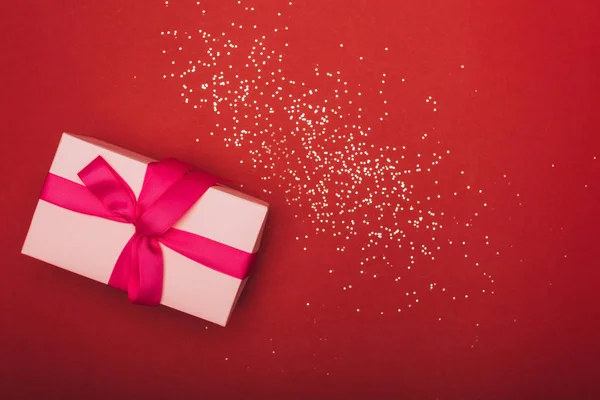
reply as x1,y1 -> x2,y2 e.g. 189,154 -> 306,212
1,1 -> 599,398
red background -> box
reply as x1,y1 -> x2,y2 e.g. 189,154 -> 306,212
1,1 -> 599,398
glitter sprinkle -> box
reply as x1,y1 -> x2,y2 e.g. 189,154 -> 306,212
161,1 -> 506,315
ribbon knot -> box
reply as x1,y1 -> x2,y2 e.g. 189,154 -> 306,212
41,155 -> 257,306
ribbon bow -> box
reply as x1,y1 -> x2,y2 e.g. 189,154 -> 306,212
40,156 -> 255,305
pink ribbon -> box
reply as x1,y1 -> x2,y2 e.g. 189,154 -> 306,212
40,156 -> 256,305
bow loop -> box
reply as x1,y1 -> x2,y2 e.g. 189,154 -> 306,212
78,156 -> 137,223
135,170 -> 220,237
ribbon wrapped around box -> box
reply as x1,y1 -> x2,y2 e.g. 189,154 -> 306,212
22,133 -> 269,326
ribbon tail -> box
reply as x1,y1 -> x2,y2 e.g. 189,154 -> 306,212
108,234 -> 137,292
128,236 -> 164,306
108,234 -> 164,306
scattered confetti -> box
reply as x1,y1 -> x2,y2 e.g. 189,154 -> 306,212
160,0 -> 508,315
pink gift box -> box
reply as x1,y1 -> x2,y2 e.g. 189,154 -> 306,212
22,133 -> 269,326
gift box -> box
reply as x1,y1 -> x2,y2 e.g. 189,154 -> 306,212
22,133 -> 269,326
